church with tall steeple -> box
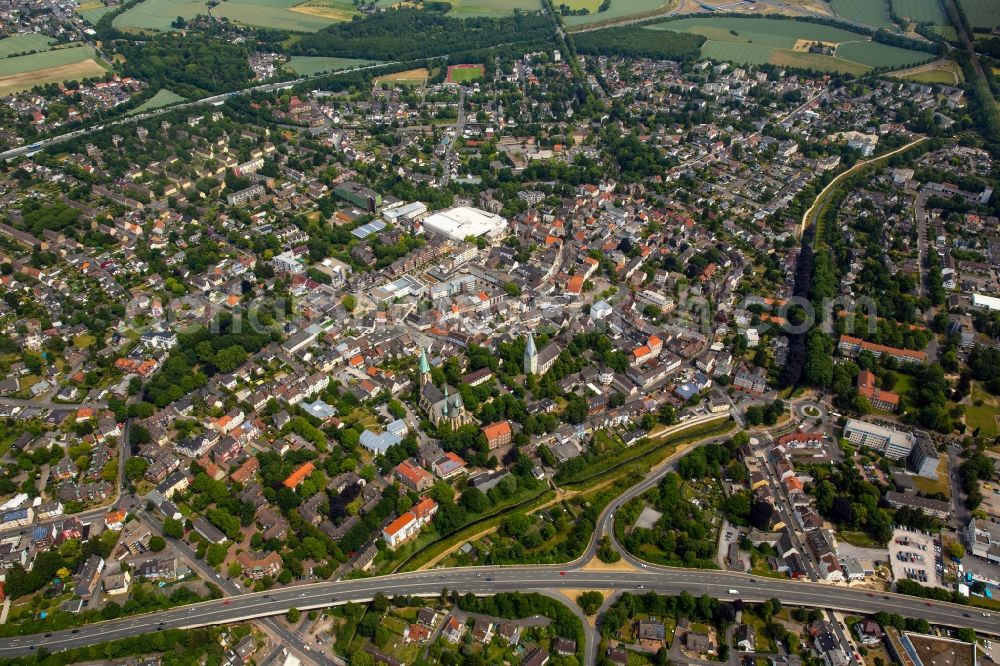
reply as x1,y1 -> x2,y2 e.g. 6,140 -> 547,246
417,348 -> 474,430
523,332 -> 561,376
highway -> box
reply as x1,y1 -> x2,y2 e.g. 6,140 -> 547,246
0,61 -> 397,162
4,413 -> 999,662
2,565 -> 996,658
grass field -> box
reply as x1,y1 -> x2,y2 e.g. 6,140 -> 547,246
959,0 -> 1000,29
446,0 -> 540,16
891,0 -> 946,24
967,382 -> 1000,439
836,40 -> 934,67
129,89 -> 186,113
563,0 -> 668,27
447,64 -> 484,83
653,16 -> 929,73
0,33 -> 54,58
285,56 -> 377,75
216,0 -> 347,31
829,0 -> 895,29
893,58 -> 963,84
373,67 -> 428,87
76,1 -> 115,24
113,0 -> 209,31
0,45 -> 100,76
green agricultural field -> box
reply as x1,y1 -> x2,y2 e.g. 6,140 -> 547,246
836,40 -> 935,68
701,40 -> 774,65
113,0 -> 209,31
959,0 -> 1000,29
651,16 -> 866,47
829,0 -> 895,29
563,0 -> 668,27
653,16 -> 931,73
288,0 -> 358,22
0,33 -> 54,58
284,56 -> 377,75
129,89 -> 186,113
891,0 -> 946,24
76,1 -> 115,24
446,0 -> 541,17
0,45 -> 98,75
0,45 -> 105,95
216,0 -> 348,31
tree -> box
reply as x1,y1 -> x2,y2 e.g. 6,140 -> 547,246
163,517 -> 184,539
124,457 -> 149,480
148,536 -> 166,552
206,543 -> 228,567
287,607 -> 301,623
946,542 -> 965,559
577,591 -> 603,615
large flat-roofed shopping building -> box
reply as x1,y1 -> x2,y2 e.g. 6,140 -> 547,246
843,419 -> 914,460
420,206 -> 508,242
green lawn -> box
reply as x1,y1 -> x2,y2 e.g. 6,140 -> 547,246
129,89 -> 186,113
967,382 -> 1000,439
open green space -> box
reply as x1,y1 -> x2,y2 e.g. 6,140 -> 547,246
829,0 -> 895,29
447,0 -> 541,17
835,40 -> 935,68
215,0 -> 344,32
285,56 -> 377,75
959,0 -> 1000,29
0,33 -> 54,58
891,0 -> 946,24
76,2 -> 115,24
129,89 -> 187,113
967,381 -> 1000,439
448,65 -> 484,82
0,45 -> 99,75
652,16 -> 929,73
113,0 -> 210,32
563,0 -> 668,27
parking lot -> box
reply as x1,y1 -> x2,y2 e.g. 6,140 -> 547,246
888,529 -> 945,589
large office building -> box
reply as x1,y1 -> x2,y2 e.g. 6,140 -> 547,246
842,419 -> 914,460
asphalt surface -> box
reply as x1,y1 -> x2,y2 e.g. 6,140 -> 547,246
2,565 -> 996,658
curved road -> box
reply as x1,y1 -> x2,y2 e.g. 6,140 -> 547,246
2,564 -> 996,658
4,421 -> 999,662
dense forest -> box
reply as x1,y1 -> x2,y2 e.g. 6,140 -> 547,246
116,35 -> 254,98
292,9 -> 556,62
573,25 -> 705,61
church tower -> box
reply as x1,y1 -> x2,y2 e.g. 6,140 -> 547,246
419,348 -> 431,387
524,332 -> 538,375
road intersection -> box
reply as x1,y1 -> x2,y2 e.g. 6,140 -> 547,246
3,421 -> 999,664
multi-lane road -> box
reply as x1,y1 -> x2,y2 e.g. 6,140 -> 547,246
4,415 -> 999,663
2,564 -> 996,658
